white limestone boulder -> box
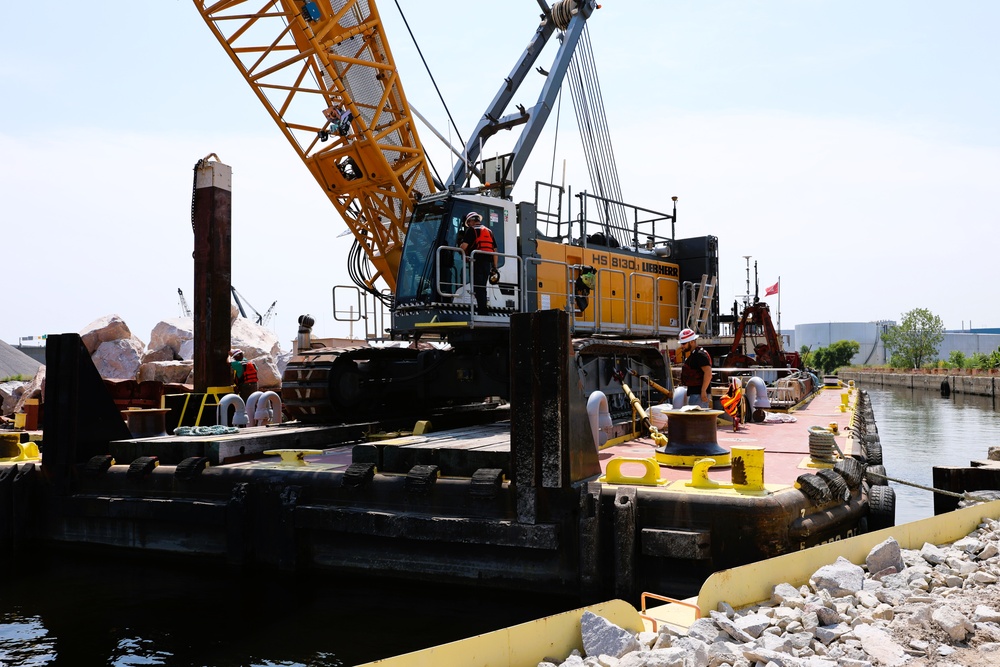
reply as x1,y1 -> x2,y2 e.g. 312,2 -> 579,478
230,317 -> 282,360
92,337 -> 145,380
12,366 -> 45,415
80,315 -> 140,355
137,361 -> 194,385
1,381 -> 28,417
145,317 -> 193,362
252,354 -> 281,390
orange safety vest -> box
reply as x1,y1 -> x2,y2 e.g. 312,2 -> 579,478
470,225 -> 496,254
242,360 -> 258,384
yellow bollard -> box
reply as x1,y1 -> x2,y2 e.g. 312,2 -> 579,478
840,393 -> 850,406
731,445 -> 765,493
262,449 -> 324,466
828,422 -> 839,435
689,458 -> 723,489
601,457 -> 667,486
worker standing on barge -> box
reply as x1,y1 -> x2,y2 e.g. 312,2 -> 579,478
678,328 -> 712,408
230,349 -> 258,402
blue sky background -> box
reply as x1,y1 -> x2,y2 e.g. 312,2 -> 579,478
2,1 -> 998,350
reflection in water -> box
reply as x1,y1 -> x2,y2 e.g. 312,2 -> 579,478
1,550 -> 575,666
0,613 -> 56,666
1,384 -> 996,665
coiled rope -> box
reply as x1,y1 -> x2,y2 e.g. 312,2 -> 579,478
808,425 -> 843,462
174,425 -> 239,437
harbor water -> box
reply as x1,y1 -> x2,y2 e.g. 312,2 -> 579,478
2,383 -> 998,665
867,384 -> 1000,524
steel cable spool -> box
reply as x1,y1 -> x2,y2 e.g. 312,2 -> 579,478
808,425 -> 839,462
551,0 -> 577,30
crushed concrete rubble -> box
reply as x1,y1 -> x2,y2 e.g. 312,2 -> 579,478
543,516 -> 1000,667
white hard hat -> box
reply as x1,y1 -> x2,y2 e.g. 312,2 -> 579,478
678,328 -> 698,344
464,211 -> 482,223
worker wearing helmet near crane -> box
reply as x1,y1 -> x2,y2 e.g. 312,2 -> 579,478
678,328 -> 712,408
230,349 -> 259,402
459,211 -> 499,315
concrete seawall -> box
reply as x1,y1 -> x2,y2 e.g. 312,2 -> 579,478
839,370 -> 998,397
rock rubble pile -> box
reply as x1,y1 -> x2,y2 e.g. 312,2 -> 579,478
1,312 -> 288,418
547,515 -> 1000,667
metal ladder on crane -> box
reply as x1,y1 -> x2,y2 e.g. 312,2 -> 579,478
686,274 -> 716,334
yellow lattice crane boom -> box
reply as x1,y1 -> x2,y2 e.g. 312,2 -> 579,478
193,0 -> 436,291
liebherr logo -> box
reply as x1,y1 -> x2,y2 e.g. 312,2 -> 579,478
641,262 -> 678,276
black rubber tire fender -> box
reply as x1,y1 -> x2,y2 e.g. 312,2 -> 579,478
835,457 -> 864,489
866,464 -> 888,486
175,456 -> 211,480
816,468 -> 850,502
865,441 -> 883,466
868,484 -> 896,531
796,473 -> 832,505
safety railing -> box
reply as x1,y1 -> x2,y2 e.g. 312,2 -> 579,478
337,251 -> 681,334
532,183 -> 675,251
428,247 -> 524,319
332,285 -> 391,341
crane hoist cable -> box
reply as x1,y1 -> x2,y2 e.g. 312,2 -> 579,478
566,27 -> 628,246
392,0 -> 467,164
569,29 -> 626,232
547,85 -> 564,215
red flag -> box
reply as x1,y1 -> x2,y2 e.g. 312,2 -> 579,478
765,281 -> 779,296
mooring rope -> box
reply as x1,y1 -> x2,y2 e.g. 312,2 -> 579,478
865,468 -> 996,503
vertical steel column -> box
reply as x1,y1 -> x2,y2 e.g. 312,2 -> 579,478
192,158 -> 234,393
510,309 -> 571,523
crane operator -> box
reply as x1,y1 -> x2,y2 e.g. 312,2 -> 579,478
458,211 -> 498,315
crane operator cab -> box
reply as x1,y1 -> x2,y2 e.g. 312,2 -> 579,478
393,192 -> 519,332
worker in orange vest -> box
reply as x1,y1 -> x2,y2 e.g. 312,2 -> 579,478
458,211 -> 499,315
229,349 -> 259,401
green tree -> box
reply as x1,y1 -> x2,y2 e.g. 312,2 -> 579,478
799,345 -> 814,369
948,350 -> 967,369
969,352 -> 997,371
881,308 -> 945,369
811,340 -> 860,374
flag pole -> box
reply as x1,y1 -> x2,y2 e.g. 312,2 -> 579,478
777,276 -> 781,333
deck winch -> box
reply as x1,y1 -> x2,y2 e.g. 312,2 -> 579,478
654,409 -> 732,467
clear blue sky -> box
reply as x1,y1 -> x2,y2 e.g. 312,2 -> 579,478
2,1 -> 998,350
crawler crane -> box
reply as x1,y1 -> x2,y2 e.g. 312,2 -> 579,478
194,0 -> 722,424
